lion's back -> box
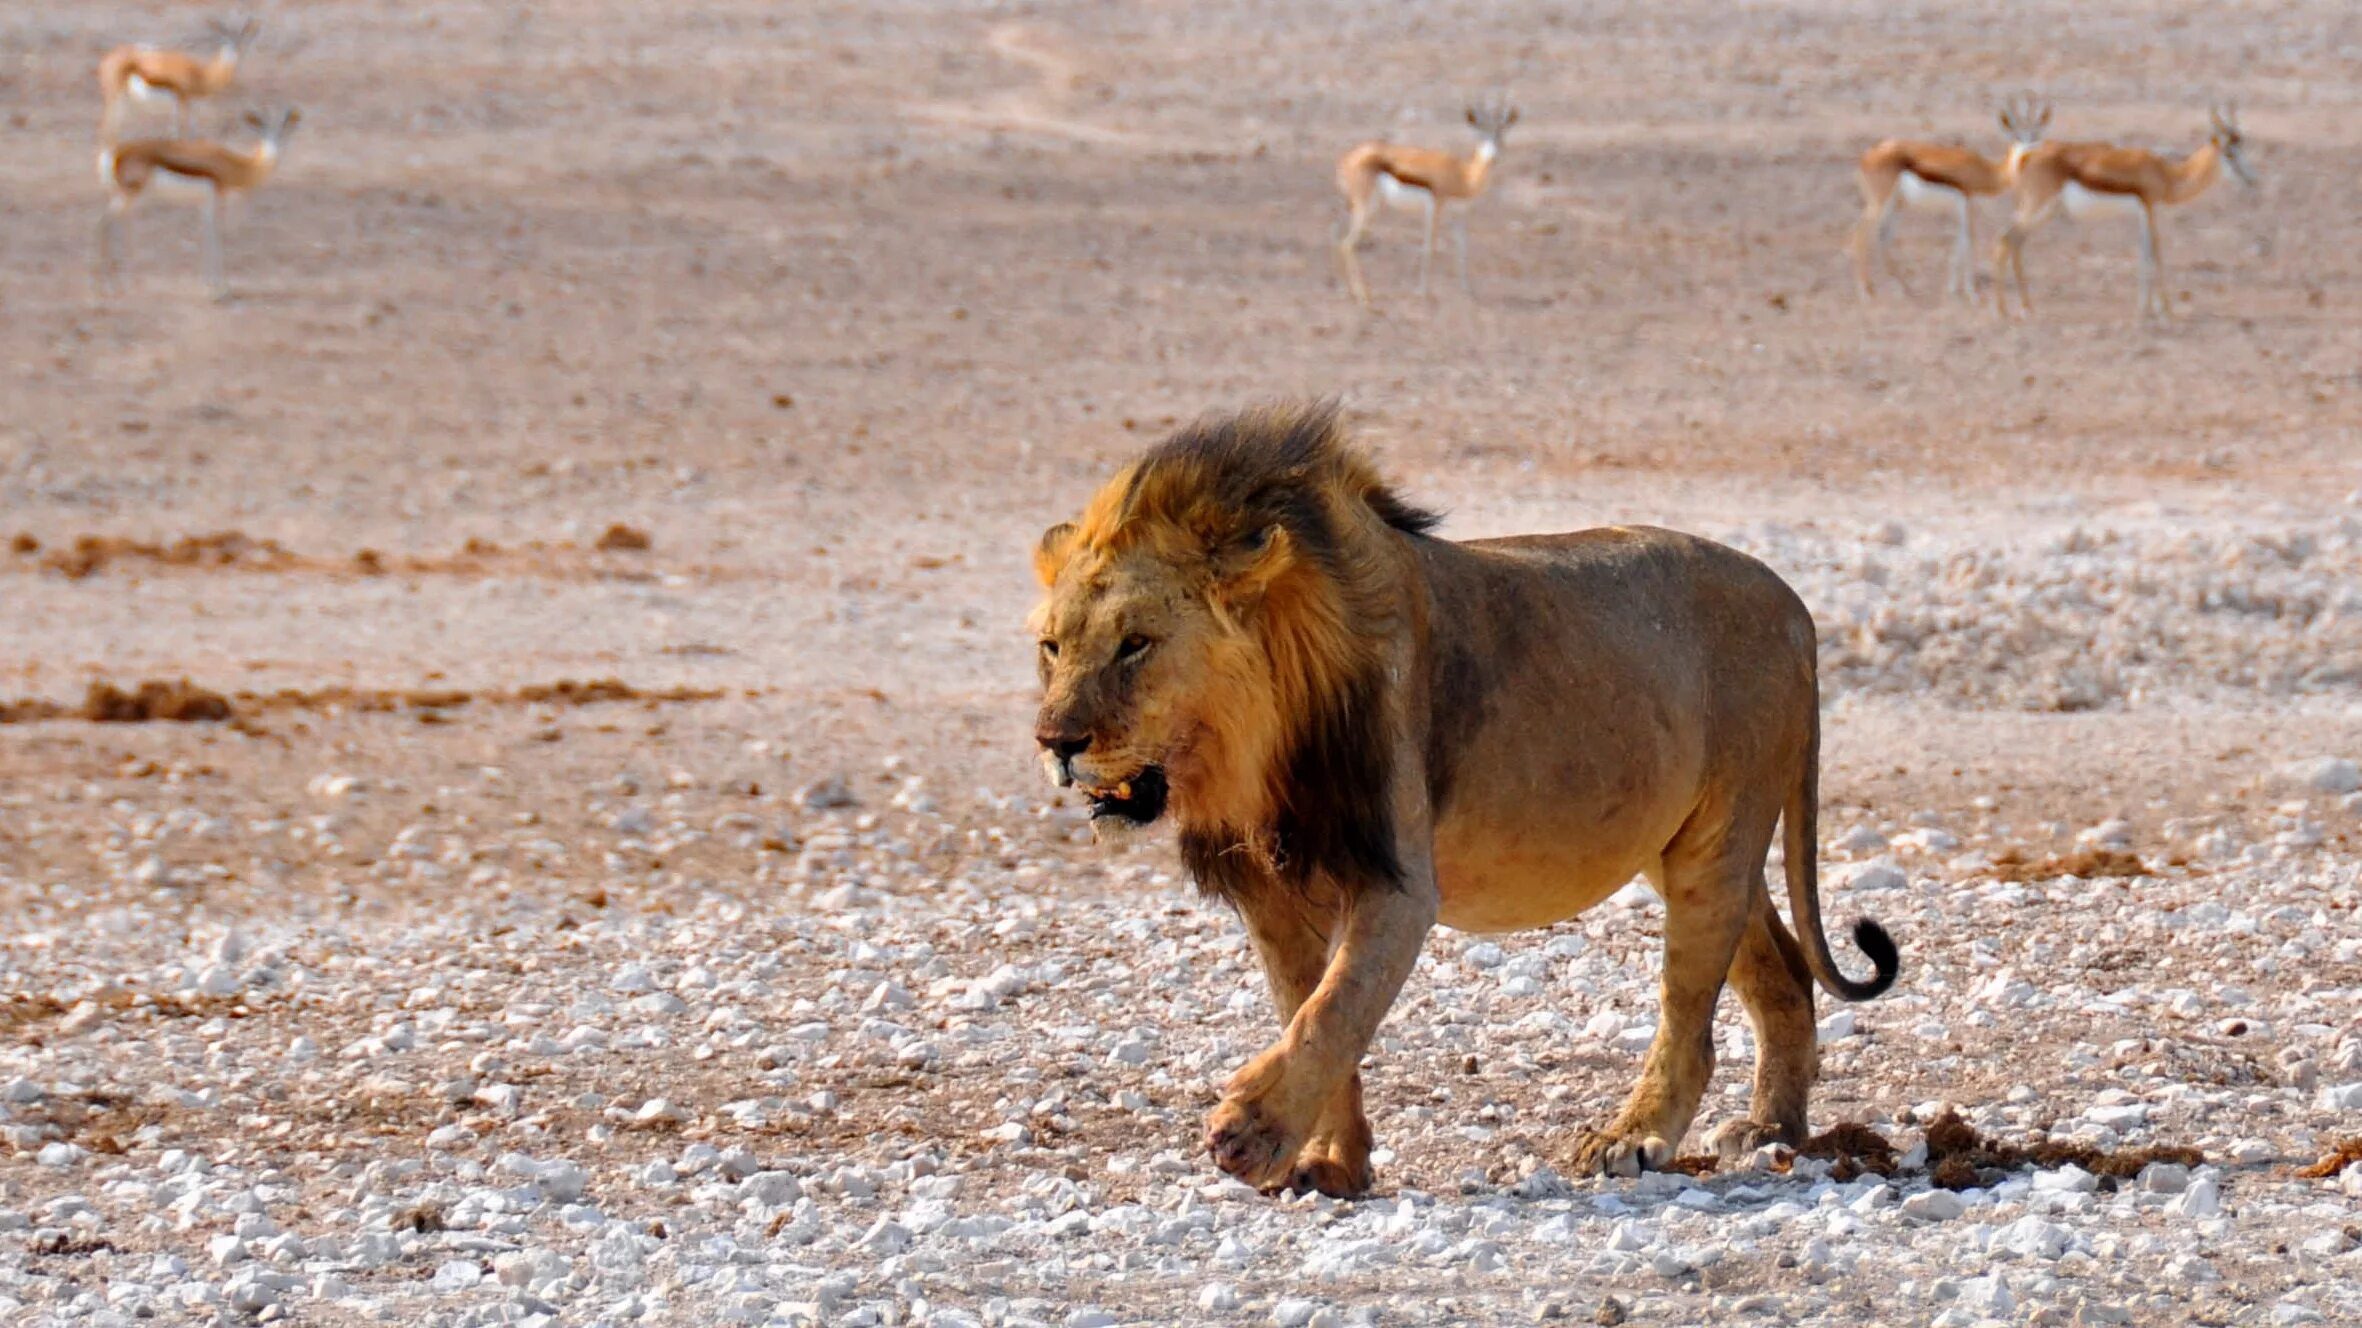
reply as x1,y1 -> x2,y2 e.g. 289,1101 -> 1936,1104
1449,524 -> 1813,662
1417,525 -> 1817,811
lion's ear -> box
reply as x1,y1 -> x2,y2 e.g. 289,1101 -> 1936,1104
1212,524 -> 1295,616
1033,522 -> 1079,587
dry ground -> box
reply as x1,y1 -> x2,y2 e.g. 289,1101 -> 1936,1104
2,2 -> 2361,1325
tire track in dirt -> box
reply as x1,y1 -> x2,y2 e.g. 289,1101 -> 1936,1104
909,24 -> 1233,156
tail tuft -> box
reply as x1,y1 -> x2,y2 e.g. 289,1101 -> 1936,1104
1847,919 -> 1900,1000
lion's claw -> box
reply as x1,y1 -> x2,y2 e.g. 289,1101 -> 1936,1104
1568,1129 -> 1673,1178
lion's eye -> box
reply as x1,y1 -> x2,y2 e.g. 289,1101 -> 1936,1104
1117,635 -> 1154,662
1039,639 -> 1060,658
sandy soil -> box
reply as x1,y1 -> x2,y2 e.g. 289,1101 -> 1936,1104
2,2 -> 2360,1325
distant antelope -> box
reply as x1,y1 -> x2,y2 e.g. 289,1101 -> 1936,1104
98,107 -> 300,300
1850,97 -> 2051,301
99,18 -> 258,142
1994,106 -> 2256,320
1333,95 -> 1518,308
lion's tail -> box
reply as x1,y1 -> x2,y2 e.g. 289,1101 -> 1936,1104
1783,705 -> 1899,1002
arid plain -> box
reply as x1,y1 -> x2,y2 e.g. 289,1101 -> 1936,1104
2,2 -> 2360,1325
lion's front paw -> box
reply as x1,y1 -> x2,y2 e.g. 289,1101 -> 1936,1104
1567,1128 -> 1673,1179
1279,1135 -> 1374,1199
1705,1118 -> 1800,1167
1204,1094 -> 1310,1189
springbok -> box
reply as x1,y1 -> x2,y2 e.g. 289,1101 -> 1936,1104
1851,97 -> 2051,301
1333,96 -> 1518,308
98,18 -> 259,142
1993,106 -> 2256,320
98,107 -> 300,300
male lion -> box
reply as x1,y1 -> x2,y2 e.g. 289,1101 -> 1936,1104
1028,403 -> 1896,1196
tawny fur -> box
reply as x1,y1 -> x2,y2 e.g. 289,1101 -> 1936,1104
1993,106 -> 2254,321
1030,404 -> 1898,1196
98,19 -> 257,143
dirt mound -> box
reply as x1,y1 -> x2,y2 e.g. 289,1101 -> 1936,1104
1798,1121 -> 1903,1181
1,677 -> 725,726
1924,1108 -> 2202,1190
2295,1137 -> 2362,1180
1987,848 -> 2151,882
13,531 -> 695,582
82,680 -> 236,723
36,532 -> 296,580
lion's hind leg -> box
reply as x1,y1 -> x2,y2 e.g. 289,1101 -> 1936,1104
1703,885 -> 1819,1164
1568,830 -> 1756,1177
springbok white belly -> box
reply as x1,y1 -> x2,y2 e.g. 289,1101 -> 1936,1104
2061,181 -> 2144,220
144,167 -> 220,206
1374,171 -> 1433,211
125,72 -> 178,106
1896,170 -> 1966,210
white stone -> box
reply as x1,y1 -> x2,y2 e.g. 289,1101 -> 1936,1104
2276,757 -> 2360,795
1845,862 -> 1909,893
1902,1189 -> 1965,1221
2087,1103 -> 2148,1131
1960,1277 -> 2015,1315
2301,1229 -> 2357,1257
2316,1082 -> 2362,1111
742,1172 -> 802,1206
2034,1165 -> 2099,1194
2169,1178 -> 2221,1218
1996,1215 -> 2073,1260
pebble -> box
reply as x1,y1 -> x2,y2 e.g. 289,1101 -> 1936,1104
2170,1179 -> 2223,1218
1903,1189 -> 1966,1221
2276,757 -> 2361,795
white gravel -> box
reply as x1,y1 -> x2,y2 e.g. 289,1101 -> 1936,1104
0,782 -> 2357,1327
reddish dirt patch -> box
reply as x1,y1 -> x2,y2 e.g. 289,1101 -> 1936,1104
1923,1108 -> 2203,1190
35,532 -> 298,579
2295,1137 -> 2362,1180
1987,847 -> 2152,882
1797,1121 -> 1902,1181
0,677 -> 728,727
11,531 -> 700,582
82,680 -> 235,723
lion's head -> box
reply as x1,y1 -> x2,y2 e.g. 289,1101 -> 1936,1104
1027,404 -> 1440,871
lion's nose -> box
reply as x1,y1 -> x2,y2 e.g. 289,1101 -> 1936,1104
1037,729 -> 1092,761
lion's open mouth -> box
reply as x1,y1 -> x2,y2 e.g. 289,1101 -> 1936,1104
1080,765 -> 1169,826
